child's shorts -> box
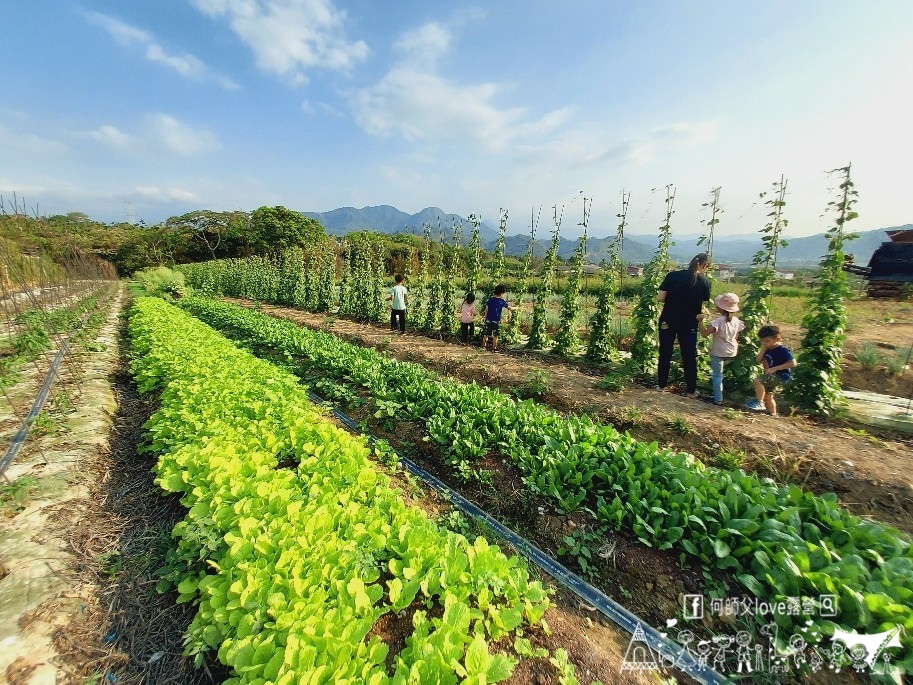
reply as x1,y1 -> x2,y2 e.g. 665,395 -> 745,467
484,320 -> 501,336
758,374 -> 786,393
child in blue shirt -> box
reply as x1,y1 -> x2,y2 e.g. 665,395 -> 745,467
481,284 -> 511,351
745,324 -> 796,417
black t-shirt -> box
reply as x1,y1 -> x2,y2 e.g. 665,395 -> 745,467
658,269 -> 711,329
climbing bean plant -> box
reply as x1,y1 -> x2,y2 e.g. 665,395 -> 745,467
527,206 -> 562,350
695,187 -> 723,380
727,176 -> 789,393
371,241 -> 386,323
466,213 -> 483,296
587,191 -> 628,363
787,164 -> 858,415
423,233 -> 444,332
315,240 -> 336,312
488,208 -> 508,295
553,197 -> 590,357
439,223 -> 460,336
412,225 -> 431,327
629,185 -> 675,376
503,207 -> 539,345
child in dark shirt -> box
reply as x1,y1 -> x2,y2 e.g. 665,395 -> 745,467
745,324 -> 797,417
481,284 -> 511,351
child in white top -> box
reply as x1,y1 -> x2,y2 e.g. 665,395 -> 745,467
459,293 -> 477,344
697,292 -> 745,406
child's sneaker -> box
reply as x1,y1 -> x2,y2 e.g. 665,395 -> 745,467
744,399 -> 764,411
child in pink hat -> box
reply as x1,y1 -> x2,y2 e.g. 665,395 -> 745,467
697,292 -> 745,405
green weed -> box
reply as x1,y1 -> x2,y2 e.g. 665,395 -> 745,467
886,346 -> 912,376
666,414 -> 694,434
845,427 -> 886,447
513,369 -> 551,399
596,370 -> 627,392
371,439 -> 399,469
622,404 -> 642,426
0,476 -> 41,514
856,342 -> 882,371
98,549 -> 124,578
440,510 -> 475,538
711,449 -> 746,470
29,412 -> 58,437
557,526 -> 608,580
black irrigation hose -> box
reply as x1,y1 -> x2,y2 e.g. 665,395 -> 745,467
0,309 -> 94,477
0,341 -> 69,476
307,390 -> 731,685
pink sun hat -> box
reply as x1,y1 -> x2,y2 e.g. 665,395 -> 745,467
714,292 -> 740,312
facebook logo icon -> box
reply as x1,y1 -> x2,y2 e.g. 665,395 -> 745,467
683,594 -> 704,620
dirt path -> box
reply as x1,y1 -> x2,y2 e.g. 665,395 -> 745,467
0,290 -> 217,685
251,302 -> 913,537
1,290 -> 124,682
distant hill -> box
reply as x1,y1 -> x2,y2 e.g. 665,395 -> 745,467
300,206 -> 908,267
302,205 -> 500,244
654,225 -> 909,266
496,233 -> 681,265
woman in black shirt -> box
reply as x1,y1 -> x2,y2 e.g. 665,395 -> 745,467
656,253 -> 711,397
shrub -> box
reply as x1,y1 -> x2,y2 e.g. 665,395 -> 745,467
134,266 -> 186,299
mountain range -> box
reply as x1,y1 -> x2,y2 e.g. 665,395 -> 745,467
302,205 -> 908,268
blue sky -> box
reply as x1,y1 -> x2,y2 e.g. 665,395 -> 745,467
1,1 -> 911,239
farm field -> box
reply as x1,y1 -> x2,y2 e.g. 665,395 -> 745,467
8,287 -> 909,682
239,299 -> 913,537
2,246 -> 911,682
2,291 -> 673,685
175,294 -> 912,683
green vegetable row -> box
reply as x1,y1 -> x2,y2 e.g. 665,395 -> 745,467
128,297 -> 552,685
179,296 -> 913,673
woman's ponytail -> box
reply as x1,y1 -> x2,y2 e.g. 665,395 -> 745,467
689,253 -> 711,285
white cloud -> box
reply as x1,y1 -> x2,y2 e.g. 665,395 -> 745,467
350,61 -> 570,151
86,11 -> 239,90
351,18 -> 719,180
0,176 -> 47,195
145,44 -> 206,78
191,0 -> 369,85
301,100 -> 343,116
511,120 -> 720,170
0,122 -> 69,156
88,12 -> 151,45
78,124 -> 137,152
145,114 -> 220,156
392,21 -> 451,64
72,115 -> 220,157
350,20 -> 571,152
135,185 -> 198,202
